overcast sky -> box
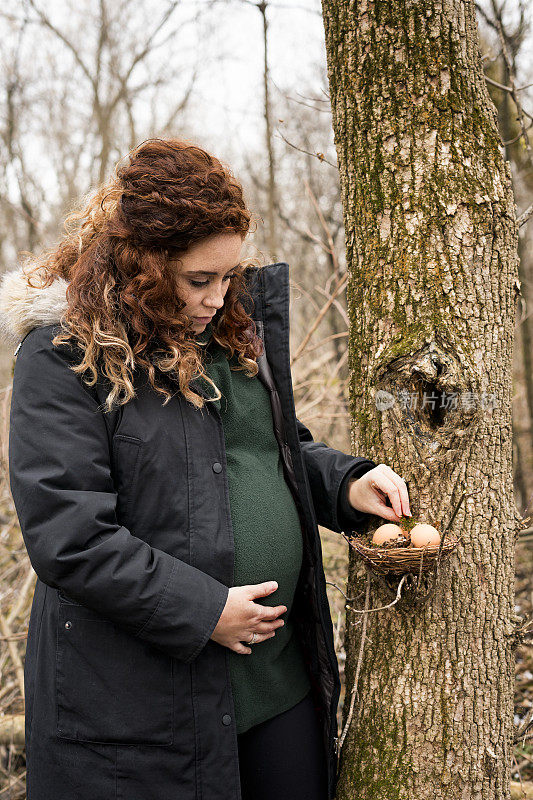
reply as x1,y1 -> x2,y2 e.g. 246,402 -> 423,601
177,0 -> 533,175
165,0 -> 327,161
2,0 -> 532,217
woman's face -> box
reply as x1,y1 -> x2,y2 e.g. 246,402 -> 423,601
173,233 -> 245,333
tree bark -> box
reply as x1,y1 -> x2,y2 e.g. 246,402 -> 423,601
319,1 -> 522,798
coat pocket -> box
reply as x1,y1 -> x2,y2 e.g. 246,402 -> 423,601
56,600 -> 174,746
57,589 -> 82,605
111,435 -> 143,523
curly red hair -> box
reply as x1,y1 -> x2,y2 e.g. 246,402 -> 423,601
22,137 -> 264,411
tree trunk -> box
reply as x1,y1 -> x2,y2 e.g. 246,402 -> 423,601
319,1 -> 522,798
260,2 -> 279,263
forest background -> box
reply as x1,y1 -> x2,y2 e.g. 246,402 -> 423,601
0,0 -> 531,796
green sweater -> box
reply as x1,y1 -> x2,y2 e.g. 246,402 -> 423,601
195,322 -> 312,734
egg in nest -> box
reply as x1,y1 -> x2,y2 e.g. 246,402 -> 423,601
409,523 -> 441,548
372,524 -> 405,546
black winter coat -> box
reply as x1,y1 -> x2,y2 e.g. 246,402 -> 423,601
5,261 -> 377,800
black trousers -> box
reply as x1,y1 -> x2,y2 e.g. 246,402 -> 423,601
236,690 -> 328,800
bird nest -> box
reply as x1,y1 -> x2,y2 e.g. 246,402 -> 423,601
344,488 -> 477,579
345,488 -> 483,578
348,531 -> 461,577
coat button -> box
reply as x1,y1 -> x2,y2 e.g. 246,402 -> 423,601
212,462 -> 222,473
222,714 -> 232,726
64,621 -> 72,630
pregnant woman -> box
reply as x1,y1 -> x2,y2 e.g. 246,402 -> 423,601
0,137 -> 411,800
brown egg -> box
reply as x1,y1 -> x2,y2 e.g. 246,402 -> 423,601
372,524 -> 404,546
409,523 -> 441,548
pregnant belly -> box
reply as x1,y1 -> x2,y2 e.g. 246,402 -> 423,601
232,516 -> 304,614
227,454 -> 306,614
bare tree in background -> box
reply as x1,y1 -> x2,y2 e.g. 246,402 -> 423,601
475,2 -> 533,519
0,0 -> 207,259
24,0 -> 204,183
474,5 -> 533,793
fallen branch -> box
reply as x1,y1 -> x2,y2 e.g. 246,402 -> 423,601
0,612 -> 25,700
0,714 -> 24,747
511,779 -> 533,799
517,204 -> 533,229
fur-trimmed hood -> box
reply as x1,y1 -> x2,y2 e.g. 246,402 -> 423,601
0,267 -> 69,351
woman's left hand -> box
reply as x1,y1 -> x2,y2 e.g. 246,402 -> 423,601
348,464 -> 411,522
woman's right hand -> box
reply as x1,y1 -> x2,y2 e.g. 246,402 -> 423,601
210,581 -> 287,654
